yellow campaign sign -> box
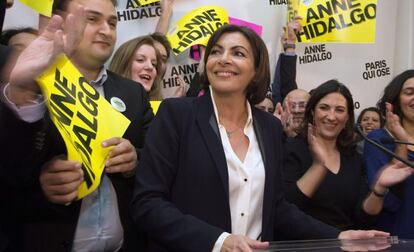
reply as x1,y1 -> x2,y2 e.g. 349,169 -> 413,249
20,0 -> 53,17
137,0 -> 159,6
128,0 -> 159,8
150,101 -> 161,115
37,55 -> 131,199
287,0 -> 300,22
293,0 -> 377,43
167,6 -> 229,55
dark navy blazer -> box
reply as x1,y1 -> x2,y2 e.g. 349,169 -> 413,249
132,92 -> 339,252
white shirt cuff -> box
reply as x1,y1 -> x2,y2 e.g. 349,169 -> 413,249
212,232 -> 231,252
2,83 -> 46,123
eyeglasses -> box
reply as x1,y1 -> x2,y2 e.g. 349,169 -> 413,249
289,101 -> 307,110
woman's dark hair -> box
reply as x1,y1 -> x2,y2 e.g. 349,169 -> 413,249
302,79 -> 355,153
357,107 -> 385,128
0,27 -> 38,46
377,69 -> 414,120
200,24 -> 270,105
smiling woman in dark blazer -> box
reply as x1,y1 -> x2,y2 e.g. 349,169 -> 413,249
132,25 -> 388,252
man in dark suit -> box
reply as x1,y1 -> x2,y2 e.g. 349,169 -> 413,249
0,0 -> 152,251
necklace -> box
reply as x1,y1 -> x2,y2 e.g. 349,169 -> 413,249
226,127 -> 241,138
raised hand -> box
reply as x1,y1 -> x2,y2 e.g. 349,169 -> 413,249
8,5 -> 86,106
286,16 -> 302,43
281,15 -> 302,52
283,98 -> 300,137
155,0 -> 175,34
273,100 -> 291,127
273,102 -> 283,121
307,123 -> 327,167
160,0 -> 175,13
385,102 -> 408,141
374,161 -> 414,189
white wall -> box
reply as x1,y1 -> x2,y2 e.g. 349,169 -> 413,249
4,0 -> 38,30
3,0 -> 414,109
295,0 -> 398,111
393,0 -> 414,73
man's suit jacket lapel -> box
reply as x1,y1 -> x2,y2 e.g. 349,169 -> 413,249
103,73 -> 121,104
195,93 -> 230,200
102,72 -> 133,120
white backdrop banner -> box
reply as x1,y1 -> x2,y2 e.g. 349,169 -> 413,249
4,0 -> 408,113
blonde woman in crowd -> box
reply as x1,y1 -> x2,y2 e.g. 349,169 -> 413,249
110,35 -> 163,100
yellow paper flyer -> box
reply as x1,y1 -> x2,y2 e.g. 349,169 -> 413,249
37,54 -> 131,199
137,0 -> 159,6
167,6 -> 229,55
127,0 -> 159,8
20,0 -> 53,17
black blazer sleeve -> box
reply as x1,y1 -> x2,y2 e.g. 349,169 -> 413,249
281,137 -> 314,210
274,199 -> 341,240
281,137 -> 376,230
132,98 -> 223,252
270,127 -> 339,240
271,53 -> 298,104
279,54 -> 298,100
0,102 -> 47,185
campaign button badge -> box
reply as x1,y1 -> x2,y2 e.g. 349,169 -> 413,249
110,97 -> 126,112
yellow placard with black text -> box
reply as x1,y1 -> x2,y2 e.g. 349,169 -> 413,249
128,0 -> 160,8
167,6 -> 229,55
37,54 -> 131,200
287,0 -> 300,22
19,0 -> 53,17
289,0 -> 377,43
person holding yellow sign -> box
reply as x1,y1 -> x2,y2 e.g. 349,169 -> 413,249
0,0 -> 152,251
132,24 -> 389,252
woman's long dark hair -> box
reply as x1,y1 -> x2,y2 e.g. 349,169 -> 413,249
302,79 -> 355,154
377,69 -> 414,120
200,24 -> 270,105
